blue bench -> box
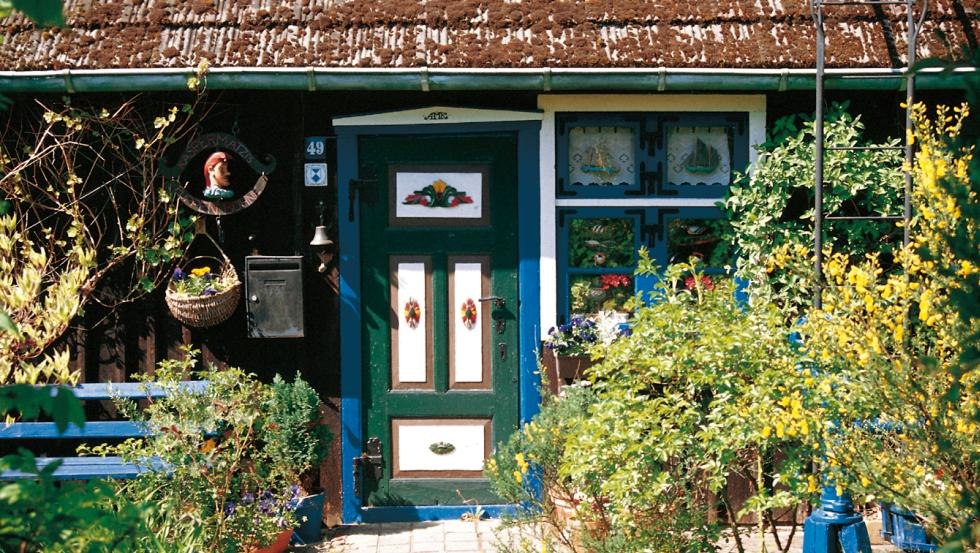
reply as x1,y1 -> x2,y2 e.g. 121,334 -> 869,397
0,381 -> 207,480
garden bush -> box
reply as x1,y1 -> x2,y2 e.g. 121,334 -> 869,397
97,350 -> 322,552
794,103 -> 978,549
490,258 -> 814,553
725,101 -> 905,320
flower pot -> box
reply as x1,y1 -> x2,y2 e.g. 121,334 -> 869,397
541,352 -> 596,395
879,502 -> 937,552
547,486 -> 609,547
292,492 -> 325,544
555,355 -> 594,383
251,529 -> 292,553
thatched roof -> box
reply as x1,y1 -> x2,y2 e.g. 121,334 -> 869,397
0,0 -> 975,71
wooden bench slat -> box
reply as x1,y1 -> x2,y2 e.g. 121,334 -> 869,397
56,381 -> 208,400
0,421 -> 150,439
1,380 -> 205,481
2,456 -> 169,480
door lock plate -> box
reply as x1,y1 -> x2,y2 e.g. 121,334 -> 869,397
353,436 -> 383,496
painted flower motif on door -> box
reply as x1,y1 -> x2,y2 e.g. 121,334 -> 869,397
460,299 -> 478,330
402,179 -> 473,208
404,298 -> 421,329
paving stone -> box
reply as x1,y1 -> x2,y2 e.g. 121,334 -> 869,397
410,542 -> 446,552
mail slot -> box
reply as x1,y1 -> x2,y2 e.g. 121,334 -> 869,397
245,256 -> 304,338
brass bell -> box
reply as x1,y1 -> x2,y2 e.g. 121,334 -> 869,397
309,225 -> 333,248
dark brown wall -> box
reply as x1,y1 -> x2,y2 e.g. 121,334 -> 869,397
53,87 -> 960,525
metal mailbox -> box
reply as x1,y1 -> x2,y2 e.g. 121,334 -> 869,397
244,256 -> 304,338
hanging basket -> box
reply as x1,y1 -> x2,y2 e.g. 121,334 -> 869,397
166,238 -> 241,328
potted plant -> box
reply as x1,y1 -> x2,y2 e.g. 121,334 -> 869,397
165,234 -> 242,328
542,312 -> 628,393
105,350 -> 300,553
265,374 -> 332,545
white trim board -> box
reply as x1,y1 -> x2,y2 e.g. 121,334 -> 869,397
537,94 -> 767,339
333,106 -> 543,127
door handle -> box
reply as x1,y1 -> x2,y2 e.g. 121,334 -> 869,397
478,296 -> 505,309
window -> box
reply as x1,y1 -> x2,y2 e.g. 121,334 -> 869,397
554,112 -> 748,322
557,112 -> 748,199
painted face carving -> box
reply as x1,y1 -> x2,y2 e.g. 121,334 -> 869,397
204,152 -> 231,189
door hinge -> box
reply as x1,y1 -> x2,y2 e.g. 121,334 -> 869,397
352,436 -> 383,497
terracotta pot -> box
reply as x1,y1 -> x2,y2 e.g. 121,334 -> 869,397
555,355 -> 594,382
250,529 -> 292,553
541,352 -> 596,394
547,486 -> 609,548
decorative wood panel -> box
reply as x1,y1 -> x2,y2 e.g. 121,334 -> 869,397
391,418 -> 492,479
388,165 -> 490,227
389,257 -> 433,389
448,256 -> 492,389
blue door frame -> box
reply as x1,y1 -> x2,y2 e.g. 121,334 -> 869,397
334,113 -> 542,523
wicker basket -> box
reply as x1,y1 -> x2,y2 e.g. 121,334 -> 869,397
166,254 -> 241,328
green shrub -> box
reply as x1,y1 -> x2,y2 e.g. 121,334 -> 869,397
104,350 -> 302,552
485,384 -> 598,552
724,102 -> 904,320
266,374 -> 332,490
556,258 -> 811,553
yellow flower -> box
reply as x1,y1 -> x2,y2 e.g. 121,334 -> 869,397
190,266 -> 211,277
514,452 -> 529,474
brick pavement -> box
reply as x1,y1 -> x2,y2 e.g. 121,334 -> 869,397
298,520 -> 904,553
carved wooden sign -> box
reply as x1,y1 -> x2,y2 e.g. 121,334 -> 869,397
158,132 -> 277,216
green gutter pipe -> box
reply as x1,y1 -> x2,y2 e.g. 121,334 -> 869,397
0,67 -> 973,94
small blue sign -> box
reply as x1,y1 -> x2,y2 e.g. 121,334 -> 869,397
305,163 -> 328,187
304,136 -> 327,160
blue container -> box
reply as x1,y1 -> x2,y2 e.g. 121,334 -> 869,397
291,493 -> 325,545
879,503 -> 937,552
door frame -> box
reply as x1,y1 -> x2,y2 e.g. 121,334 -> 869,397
333,107 -> 543,523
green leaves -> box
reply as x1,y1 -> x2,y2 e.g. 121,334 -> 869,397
0,384 -> 85,433
0,0 -> 64,26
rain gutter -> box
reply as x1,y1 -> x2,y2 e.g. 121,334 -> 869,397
0,66 -> 973,94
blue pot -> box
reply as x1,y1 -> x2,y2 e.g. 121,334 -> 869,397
880,502 -> 937,552
291,493 -> 325,545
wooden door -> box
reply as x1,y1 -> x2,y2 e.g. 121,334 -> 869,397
358,133 -> 519,506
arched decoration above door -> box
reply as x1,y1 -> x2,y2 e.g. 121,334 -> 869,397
159,132 -> 276,216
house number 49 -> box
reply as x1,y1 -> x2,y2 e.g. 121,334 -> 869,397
304,136 -> 327,160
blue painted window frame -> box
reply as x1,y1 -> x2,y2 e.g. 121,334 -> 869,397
557,205 -> 728,322
556,207 -> 644,320
556,112 -> 749,200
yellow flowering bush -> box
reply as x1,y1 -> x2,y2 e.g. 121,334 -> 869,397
0,96 -> 201,384
797,103 -> 978,546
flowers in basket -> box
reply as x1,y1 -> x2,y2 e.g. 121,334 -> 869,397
170,265 -> 231,297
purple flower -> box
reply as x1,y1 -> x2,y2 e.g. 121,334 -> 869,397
203,287 -> 217,296
203,272 -> 213,281
172,267 -> 186,281
242,492 -> 255,504
224,502 -> 236,516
